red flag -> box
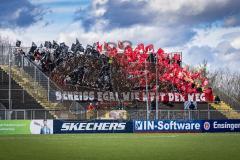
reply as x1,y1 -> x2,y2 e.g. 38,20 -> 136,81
135,43 -> 145,54
157,48 -> 164,56
118,41 -> 124,49
173,53 -> 181,61
103,42 -> 110,51
96,42 -> 103,52
145,44 -> 154,53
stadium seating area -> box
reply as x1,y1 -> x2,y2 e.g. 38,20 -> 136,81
14,40 -> 214,102
1,40 -> 233,120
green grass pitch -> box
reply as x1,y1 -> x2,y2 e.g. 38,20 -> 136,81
0,133 -> 240,160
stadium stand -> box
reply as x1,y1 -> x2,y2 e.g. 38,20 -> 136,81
22,40 -> 214,98
1,40 -> 237,120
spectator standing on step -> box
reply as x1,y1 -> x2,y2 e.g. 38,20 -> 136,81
87,103 -> 95,119
214,95 -> 221,104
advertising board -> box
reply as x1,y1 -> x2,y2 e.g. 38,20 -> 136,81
0,120 -> 53,134
134,120 -> 202,132
53,120 -> 133,134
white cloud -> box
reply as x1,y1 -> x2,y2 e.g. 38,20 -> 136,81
149,0 -> 205,13
231,37 -> 240,49
77,0 -> 239,30
187,27 -> 240,48
0,21 -> 62,46
92,0 -> 108,6
149,0 -> 228,14
57,22 -> 192,47
50,7 -> 78,14
180,26 -> 240,71
30,0 -> 80,4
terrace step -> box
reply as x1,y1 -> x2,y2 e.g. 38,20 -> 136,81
210,101 -> 240,119
0,65 -> 60,119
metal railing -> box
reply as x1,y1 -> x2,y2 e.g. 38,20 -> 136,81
0,109 -> 236,120
0,45 -> 63,107
19,55 -> 62,101
0,109 -> 54,120
94,109 -> 231,120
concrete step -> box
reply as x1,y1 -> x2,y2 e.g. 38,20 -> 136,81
210,102 -> 240,119
0,65 -> 74,119
0,66 -> 58,117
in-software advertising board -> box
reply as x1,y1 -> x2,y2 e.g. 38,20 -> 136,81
134,120 -> 240,133
134,120 -> 202,132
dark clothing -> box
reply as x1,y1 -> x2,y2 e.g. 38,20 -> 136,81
214,96 -> 221,104
189,102 -> 195,110
151,101 -> 156,110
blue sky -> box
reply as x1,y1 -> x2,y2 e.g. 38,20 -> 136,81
0,0 -> 240,71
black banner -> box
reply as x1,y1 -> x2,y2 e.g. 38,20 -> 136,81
53,120 -> 133,134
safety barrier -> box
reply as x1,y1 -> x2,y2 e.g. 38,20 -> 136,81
0,109 -> 237,120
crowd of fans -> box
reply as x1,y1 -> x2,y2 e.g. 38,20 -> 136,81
14,40 -> 214,101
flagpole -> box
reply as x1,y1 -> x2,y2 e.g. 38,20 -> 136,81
155,53 -> 159,120
8,46 -> 12,120
145,59 -> 149,120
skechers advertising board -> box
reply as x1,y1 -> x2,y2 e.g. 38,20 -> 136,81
53,120 -> 133,134
134,120 -> 240,133
0,120 -> 53,134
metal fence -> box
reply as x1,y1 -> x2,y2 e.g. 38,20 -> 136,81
0,45 -> 63,108
19,55 -> 62,101
0,44 -> 11,65
0,109 -> 235,120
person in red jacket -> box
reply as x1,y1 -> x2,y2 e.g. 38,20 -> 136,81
204,87 -> 214,102
87,103 -> 95,119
